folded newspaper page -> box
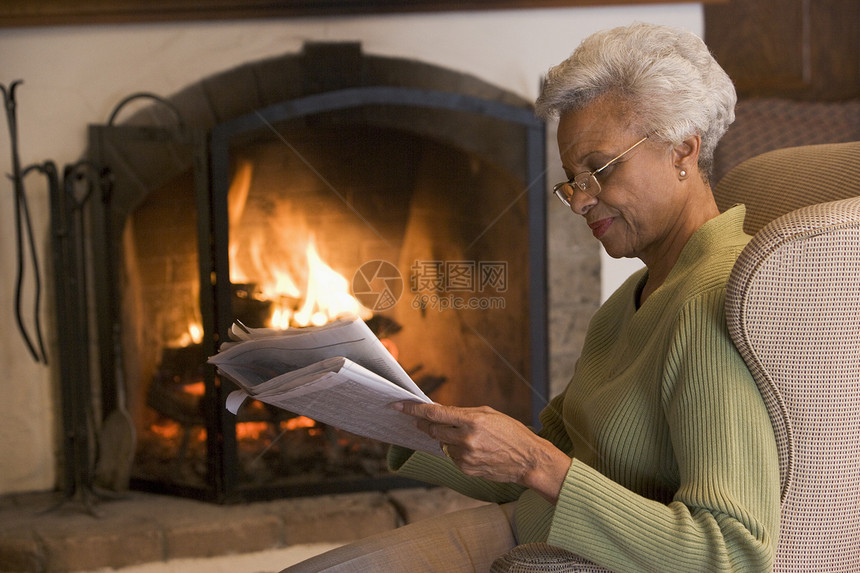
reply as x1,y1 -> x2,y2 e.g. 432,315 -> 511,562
208,316 -> 444,456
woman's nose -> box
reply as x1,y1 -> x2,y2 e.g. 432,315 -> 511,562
569,187 -> 597,215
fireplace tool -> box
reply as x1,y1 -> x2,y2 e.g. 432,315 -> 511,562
1,80 -> 47,365
2,80 -> 118,514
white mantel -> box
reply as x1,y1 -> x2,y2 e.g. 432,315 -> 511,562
0,4 -> 701,495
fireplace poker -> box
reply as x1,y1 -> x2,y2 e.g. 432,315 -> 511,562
1,80 -> 48,364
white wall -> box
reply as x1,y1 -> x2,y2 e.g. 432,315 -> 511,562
0,4 -> 702,494
602,252 -> 647,302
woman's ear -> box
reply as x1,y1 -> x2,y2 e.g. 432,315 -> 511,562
672,135 -> 701,179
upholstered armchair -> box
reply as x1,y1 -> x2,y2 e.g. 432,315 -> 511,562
492,142 -> 860,572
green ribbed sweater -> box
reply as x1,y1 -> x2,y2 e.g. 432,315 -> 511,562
389,206 -> 781,572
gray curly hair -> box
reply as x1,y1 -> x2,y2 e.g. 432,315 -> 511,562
535,23 -> 736,182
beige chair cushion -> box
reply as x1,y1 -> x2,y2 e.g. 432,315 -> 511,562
714,141 -> 860,235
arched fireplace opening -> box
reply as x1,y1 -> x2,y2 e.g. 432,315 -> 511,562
85,43 -> 548,502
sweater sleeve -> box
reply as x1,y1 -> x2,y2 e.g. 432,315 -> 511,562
546,289 -> 780,572
387,446 -> 526,503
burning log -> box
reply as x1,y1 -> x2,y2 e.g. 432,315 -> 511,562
231,283 -> 274,328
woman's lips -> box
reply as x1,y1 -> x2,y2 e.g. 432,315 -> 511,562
588,217 -> 613,239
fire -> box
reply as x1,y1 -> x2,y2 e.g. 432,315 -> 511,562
281,416 -> 316,431
289,238 -> 372,327
182,381 -> 205,397
150,163 -> 378,454
236,422 -> 269,440
150,420 -> 181,440
149,419 -> 206,443
170,321 -> 204,348
227,161 -> 372,329
188,323 -> 203,344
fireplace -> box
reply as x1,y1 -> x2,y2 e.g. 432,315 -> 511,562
82,43 -> 547,502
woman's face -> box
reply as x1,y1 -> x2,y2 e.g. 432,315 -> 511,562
556,98 -> 688,265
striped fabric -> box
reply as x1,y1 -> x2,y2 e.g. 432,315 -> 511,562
493,142 -> 860,572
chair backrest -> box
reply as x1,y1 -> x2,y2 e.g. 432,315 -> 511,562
715,141 -> 860,235
716,142 -> 860,572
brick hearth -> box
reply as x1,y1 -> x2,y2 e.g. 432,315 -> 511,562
0,487 -> 486,572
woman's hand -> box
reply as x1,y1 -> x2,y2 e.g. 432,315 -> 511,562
392,401 -> 571,504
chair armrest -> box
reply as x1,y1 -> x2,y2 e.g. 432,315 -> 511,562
491,543 -> 614,572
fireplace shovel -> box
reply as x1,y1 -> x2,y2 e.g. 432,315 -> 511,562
95,406 -> 135,492
93,167 -> 136,493
95,390 -> 136,492
94,307 -> 136,492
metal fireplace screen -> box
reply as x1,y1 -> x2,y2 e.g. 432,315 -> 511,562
87,86 -> 547,502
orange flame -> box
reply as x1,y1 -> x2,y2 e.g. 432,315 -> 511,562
227,161 -> 371,329
290,238 -> 372,327
281,416 -> 317,431
181,382 -> 206,397
170,320 -> 204,348
236,422 -> 269,440
150,420 -> 181,440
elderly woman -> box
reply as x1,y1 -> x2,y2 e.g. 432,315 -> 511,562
284,22 -> 780,573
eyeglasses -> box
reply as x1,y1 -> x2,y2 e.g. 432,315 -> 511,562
552,135 -> 649,207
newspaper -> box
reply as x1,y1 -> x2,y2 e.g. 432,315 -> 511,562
208,316 -> 443,456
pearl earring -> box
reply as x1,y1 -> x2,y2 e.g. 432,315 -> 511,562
679,169 -> 687,178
